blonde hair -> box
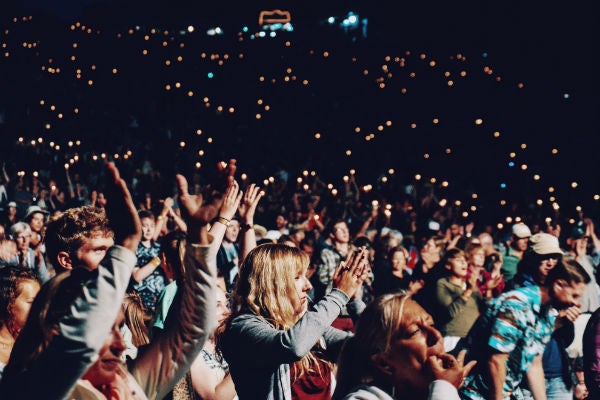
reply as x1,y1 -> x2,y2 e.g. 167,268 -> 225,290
332,293 -> 412,400
122,292 -> 151,347
220,243 -> 323,379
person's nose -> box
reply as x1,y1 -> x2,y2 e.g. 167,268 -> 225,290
111,329 -> 127,355
424,324 -> 443,347
303,276 -> 313,291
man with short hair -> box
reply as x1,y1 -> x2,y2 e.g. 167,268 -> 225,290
501,222 -> 532,288
44,206 -> 116,273
315,219 -> 354,301
460,259 -> 588,400
265,213 -> 289,241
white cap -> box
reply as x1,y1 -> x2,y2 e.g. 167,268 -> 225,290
512,223 -> 532,239
529,233 -> 563,255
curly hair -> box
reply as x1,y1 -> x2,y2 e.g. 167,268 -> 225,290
44,206 -> 113,271
0,267 -> 40,329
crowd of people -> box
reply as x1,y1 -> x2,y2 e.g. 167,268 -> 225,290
0,156 -> 598,400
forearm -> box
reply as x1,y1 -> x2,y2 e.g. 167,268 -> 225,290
170,209 -> 188,233
275,289 -> 349,360
488,356 -> 508,400
133,244 -> 216,399
132,258 -> 160,283
17,246 -> 137,399
226,289 -> 348,366
240,228 -> 256,261
355,217 -> 373,238
153,214 -> 168,241
208,219 -> 227,250
525,357 -> 547,400
214,373 -> 236,400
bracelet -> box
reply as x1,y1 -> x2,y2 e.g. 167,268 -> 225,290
150,257 -> 161,268
215,216 -> 230,227
241,223 -> 254,231
157,215 -> 167,221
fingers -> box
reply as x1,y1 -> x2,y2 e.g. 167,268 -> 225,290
427,355 -> 445,372
235,190 -> 244,205
332,260 -> 346,280
225,179 -> 239,200
253,190 -> 264,206
463,360 -> 477,377
176,174 -> 189,197
435,352 -> 457,368
245,183 -> 261,203
456,349 -> 466,364
226,159 -> 237,177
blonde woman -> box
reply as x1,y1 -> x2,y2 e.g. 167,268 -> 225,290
218,244 -> 369,400
333,293 -> 476,400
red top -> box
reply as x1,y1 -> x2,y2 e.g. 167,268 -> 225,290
290,357 -> 332,400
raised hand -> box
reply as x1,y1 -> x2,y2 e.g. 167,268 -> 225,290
211,158 -> 237,193
176,174 -> 216,229
486,274 -> 503,290
104,162 -> 141,253
238,183 -> 263,224
219,179 -> 243,221
467,267 -> 480,289
331,247 -> 370,298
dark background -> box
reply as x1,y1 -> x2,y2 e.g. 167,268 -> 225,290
0,0 -> 598,224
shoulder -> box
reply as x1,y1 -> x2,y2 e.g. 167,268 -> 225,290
226,313 -> 272,335
496,286 -> 537,308
341,384 -> 394,400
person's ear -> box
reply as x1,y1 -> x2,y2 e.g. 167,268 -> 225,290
56,251 -> 73,270
371,353 -> 394,376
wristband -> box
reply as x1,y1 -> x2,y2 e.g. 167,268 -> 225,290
241,223 -> 254,231
215,216 -> 230,227
150,257 -> 161,268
